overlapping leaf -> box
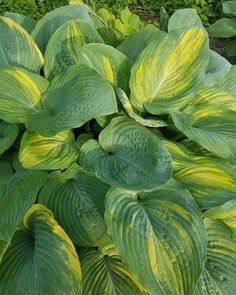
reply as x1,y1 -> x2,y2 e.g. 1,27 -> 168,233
171,87 -> 236,162
0,17 -> 43,72
39,164 -> 110,247
79,116 -> 172,191
32,4 -> 93,52
0,162 -> 46,260
195,200 -> 236,294
105,181 -> 206,295
129,27 -> 209,114
0,204 -> 82,294
0,122 -> 18,155
26,65 -> 118,136
80,244 -> 147,295
44,19 -> 104,80
19,130 -> 78,170
0,67 -> 49,124
4,12 -> 37,33
163,140 -> 236,209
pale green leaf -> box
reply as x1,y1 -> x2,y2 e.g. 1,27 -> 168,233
168,9 -> 204,31
4,12 -> 37,33
208,18 -> 236,38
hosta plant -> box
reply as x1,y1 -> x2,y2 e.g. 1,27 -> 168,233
1,3 -> 236,295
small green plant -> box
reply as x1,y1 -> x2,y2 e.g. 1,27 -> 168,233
0,3 -> 236,294
208,0 -> 236,57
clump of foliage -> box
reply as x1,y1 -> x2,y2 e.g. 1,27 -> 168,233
1,3 -> 236,294
208,0 -> 236,57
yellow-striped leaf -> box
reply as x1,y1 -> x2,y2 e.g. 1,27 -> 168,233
171,87 -> 236,162
0,204 -> 82,295
0,67 -> 49,124
19,130 -> 78,170
79,116 -> 172,191
80,244 -> 147,295
44,19 -> 104,80
195,200 -> 236,294
31,4 -> 93,53
129,28 -> 209,114
26,65 -> 118,136
105,181 -> 207,295
39,164 -> 110,247
4,12 -> 37,33
0,17 -> 43,72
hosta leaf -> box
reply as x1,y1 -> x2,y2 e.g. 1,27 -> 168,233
225,39 -> 236,57
0,121 -> 18,155
171,87 -> 236,162
0,17 -> 43,72
19,130 -> 78,170
129,28 -> 209,114
216,65 -> 236,95
117,28 -> 165,61
4,12 -> 37,33
0,161 -> 46,259
208,18 -> 236,38
44,19 -> 104,80
0,204 -> 82,294
0,67 -> 49,124
80,244 -> 147,295
115,87 -> 167,128
205,50 -> 231,87
163,140 -> 236,209
195,200 -> 236,294
32,4 -> 93,53
79,116 -> 172,191
39,164 -> 110,247
223,1 -> 236,16
105,181 -> 206,295
168,8 -> 204,31
26,65 -> 118,136
77,43 -> 132,91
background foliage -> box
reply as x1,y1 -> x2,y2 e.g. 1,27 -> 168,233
0,0 -> 221,24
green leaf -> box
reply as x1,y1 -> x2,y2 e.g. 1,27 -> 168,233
195,200 -> 236,294
31,4 -> 93,53
0,161 -> 46,259
208,18 -> 236,37
117,28 -> 165,62
19,130 -> 78,170
171,87 -> 236,162
79,116 -> 172,191
44,19 -> 104,80
163,140 -> 236,209
4,12 -> 37,33
80,244 -> 147,295
223,1 -> 236,16
205,50 -> 231,87
216,65 -> 236,95
0,67 -> 49,124
0,204 -> 82,294
0,17 -> 43,73
168,8 -> 204,31
77,43 -> 132,91
120,7 -> 142,33
0,122 -> 18,155
38,163 -> 110,247
129,28 -> 209,114
225,39 -> 236,57
105,181 -> 207,295
115,87 -> 167,128
160,7 -> 169,32
26,65 -> 118,136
